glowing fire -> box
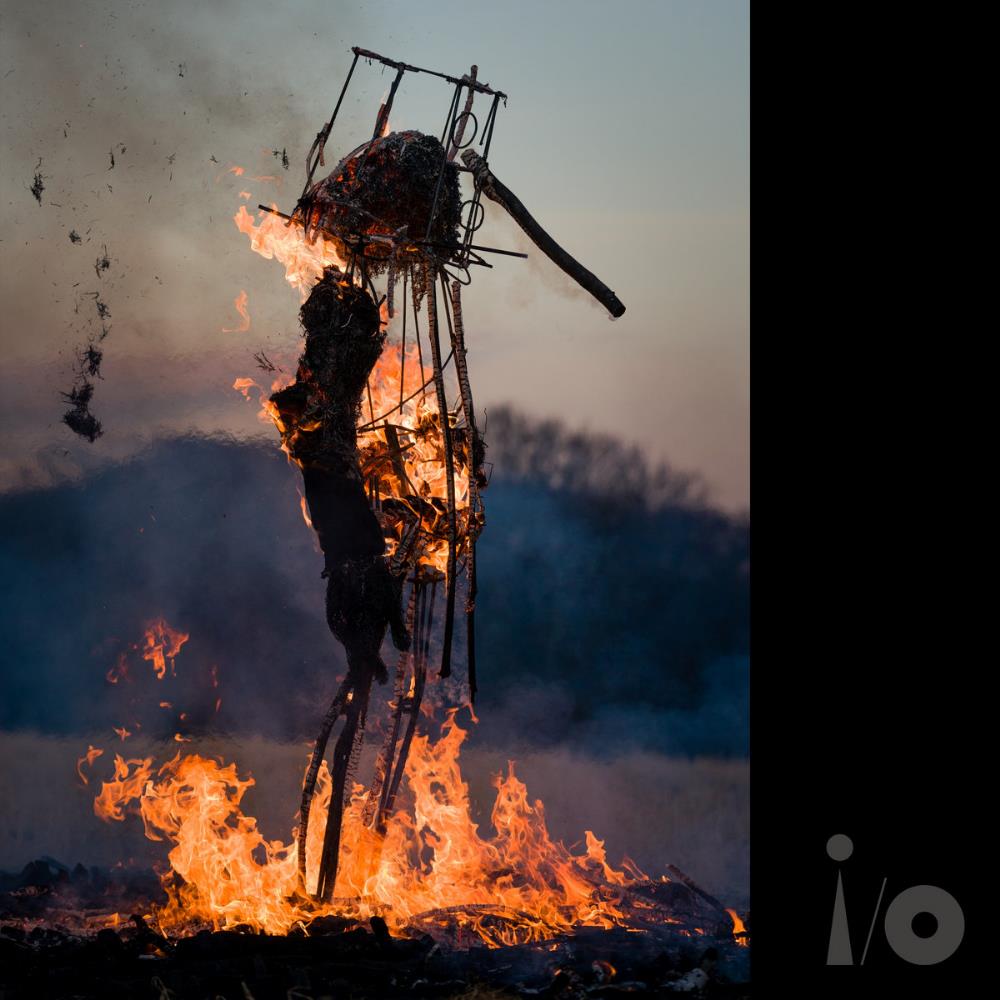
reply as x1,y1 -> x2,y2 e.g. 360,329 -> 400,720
222,289 -> 250,333
141,618 -> 190,680
727,907 -> 748,946
234,341 -> 470,575
76,745 -> 104,786
92,710 -> 653,945
230,160 -> 474,578
234,204 -> 347,296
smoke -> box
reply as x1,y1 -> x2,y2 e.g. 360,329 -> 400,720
0,421 -> 748,904
0,429 -> 747,751
0,0 -> 369,464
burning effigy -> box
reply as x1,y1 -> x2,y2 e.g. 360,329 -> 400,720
243,47 -> 632,906
3,46 -> 748,998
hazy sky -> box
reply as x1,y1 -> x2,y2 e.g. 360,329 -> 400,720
0,0 -> 748,508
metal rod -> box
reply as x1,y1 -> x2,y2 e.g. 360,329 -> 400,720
424,263 -> 457,678
424,83 -> 463,242
352,46 -> 507,99
399,270 -> 407,411
355,64 -> 406,186
301,51 -> 360,202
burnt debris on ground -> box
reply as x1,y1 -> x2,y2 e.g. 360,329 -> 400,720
0,859 -> 750,999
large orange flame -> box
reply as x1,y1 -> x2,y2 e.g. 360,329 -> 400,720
234,204 -> 347,298
92,710 -> 652,945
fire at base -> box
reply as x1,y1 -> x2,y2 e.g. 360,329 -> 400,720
93,708 -> 666,948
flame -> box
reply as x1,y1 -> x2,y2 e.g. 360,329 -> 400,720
233,377 -> 257,399
94,754 -> 154,822
222,290 -> 250,333
113,726 -> 131,742
76,745 -> 104,785
299,494 -> 313,530
231,179 -> 475,577
106,651 -> 129,685
91,710 -> 652,944
727,907 -> 748,946
141,618 -> 190,680
234,204 -> 347,297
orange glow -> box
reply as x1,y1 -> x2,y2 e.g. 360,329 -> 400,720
236,340 -> 472,576
141,618 -> 190,680
76,745 -> 104,786
299,494 -> 313,530
113,726 -> 131,742
234,204 -> 347,297
106,652 -> 129,685
91,710 -> 652,944
94,754 -> 154,822
222,290 -> 250,333
727,908 -> 748,946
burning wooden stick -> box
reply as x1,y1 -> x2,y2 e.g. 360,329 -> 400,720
461,149 -> 626,318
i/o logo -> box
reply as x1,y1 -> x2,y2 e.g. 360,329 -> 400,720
826,834 -> 964,966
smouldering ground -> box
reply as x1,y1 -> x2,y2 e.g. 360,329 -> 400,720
0,731 -> 748,909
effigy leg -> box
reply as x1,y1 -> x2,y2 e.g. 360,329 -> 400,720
298,676 -> 353,890
315,666 -> 374,902
361,577 -> 421,830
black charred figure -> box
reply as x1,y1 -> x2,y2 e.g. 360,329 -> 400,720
269,266 -> 409,682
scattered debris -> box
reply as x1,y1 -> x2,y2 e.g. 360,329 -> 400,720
68,230 -> 82,244
62,294 -> 112,442
80,344 -> 103,377
254,350 -> 281,373
92,293 -> 111,323
178,62 -> 186,77
29,158 -> 44,204
94,245 -> 111,278
61,380 -> 103,443
0,864 -> 750,999
273,147 -> 290,170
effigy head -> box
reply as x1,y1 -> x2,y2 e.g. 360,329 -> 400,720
299,131 -> 462,275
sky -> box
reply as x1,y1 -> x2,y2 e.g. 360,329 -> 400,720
0,0 -> 749,509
